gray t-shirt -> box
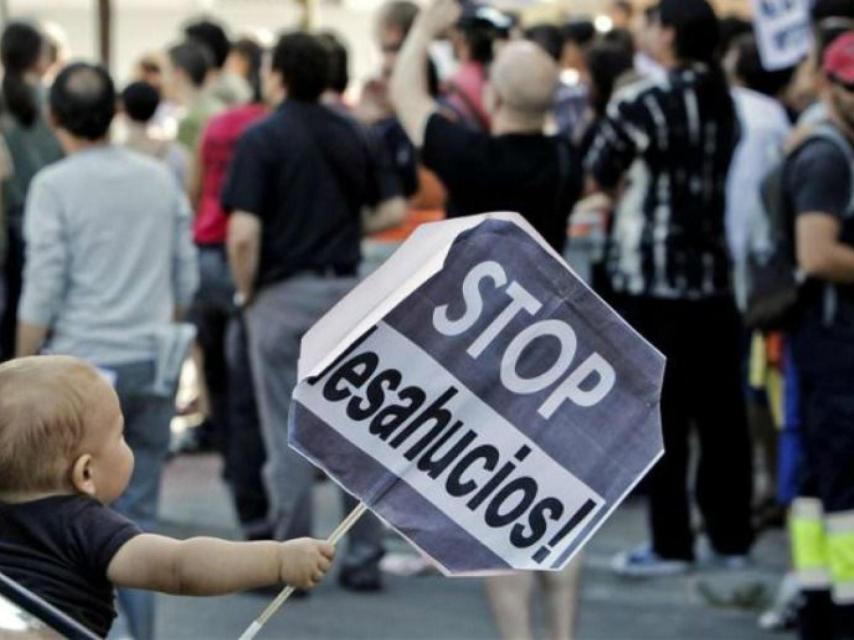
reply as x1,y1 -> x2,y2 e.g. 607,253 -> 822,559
18,145 -> 199,365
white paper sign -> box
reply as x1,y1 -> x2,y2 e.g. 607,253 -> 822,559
751,0 -> 812,70
288,213 -> 666,575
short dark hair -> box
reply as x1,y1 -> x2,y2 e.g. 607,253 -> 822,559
169,41 -> 212,88
658,0 -> 720,65
457,4 -> 514,65
378,1 -> 419,37
718,15 -> 752,56
561,20 -> 596,48
525,24 -> 563,62
50,62 -> 116,140
1,22 -> 45,127
272,32 -> 329,102
731,33 -> 795,97
603,28 -> 636,56
317,31 -> 350,94
184,18 -> 230,69
122,81 -> 160,123
231,37 -> 265,103
459,24 -> 497,65
585,41 -> 634,116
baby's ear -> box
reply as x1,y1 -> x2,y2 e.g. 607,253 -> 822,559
70,454 -> 96,497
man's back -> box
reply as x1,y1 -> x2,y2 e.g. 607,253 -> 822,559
224,101 -> 380,287
19,145 -> 197,365
586,66 -> 740,298
421,114 -> 582,252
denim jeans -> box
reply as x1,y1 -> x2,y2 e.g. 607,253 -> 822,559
190,245 -> 269,537
188,245 -> 234,455
225,316 -> 269,537
108,361 -> 174,640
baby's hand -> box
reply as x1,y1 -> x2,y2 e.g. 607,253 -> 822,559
278,538 -> 335,590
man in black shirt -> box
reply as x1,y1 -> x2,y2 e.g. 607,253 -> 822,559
223,33 -> 405,591
389,0 -> 582,253
389,3 -> 584,636
785,32 -> 854,640
587,0 -> 753,577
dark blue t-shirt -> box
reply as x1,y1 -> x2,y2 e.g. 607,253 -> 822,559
222,100 -> 387,288
0,495 -> 140,637
786,134 -> 854,329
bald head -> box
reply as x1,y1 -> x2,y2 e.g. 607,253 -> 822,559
490,40 -> 559,118
0,356 -> 102,494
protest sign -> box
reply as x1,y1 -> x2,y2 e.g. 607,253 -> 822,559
290,213 -> 665,575
751,0 -> 812,71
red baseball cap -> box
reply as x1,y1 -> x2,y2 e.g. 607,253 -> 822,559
823,31 -> 854,85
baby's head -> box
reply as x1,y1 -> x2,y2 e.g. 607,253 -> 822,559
0,356 -> 133,503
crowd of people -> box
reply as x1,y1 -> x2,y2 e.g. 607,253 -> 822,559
0,0 -> 852,638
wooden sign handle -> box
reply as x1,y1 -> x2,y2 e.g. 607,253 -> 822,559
237,502 -> 369,640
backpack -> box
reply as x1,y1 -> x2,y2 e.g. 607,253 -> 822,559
743,123 -> 854,331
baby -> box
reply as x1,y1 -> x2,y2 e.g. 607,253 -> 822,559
0,355 -> 334,637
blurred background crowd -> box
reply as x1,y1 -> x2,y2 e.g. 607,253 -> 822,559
0,0 -> 853,638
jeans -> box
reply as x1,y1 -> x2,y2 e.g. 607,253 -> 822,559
245,273 -> 384,568
109,361 -> 174,640
188,245 -> 234,454
190,245 -> 269,537
791,320 -> 854,639
225,316 -> 269,537
613,294 -> 754,561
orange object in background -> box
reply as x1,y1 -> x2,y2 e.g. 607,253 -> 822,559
371,166 -> 446,243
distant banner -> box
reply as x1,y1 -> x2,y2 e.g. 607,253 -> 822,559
751,0 -> 812,70
289,214 -> 665,575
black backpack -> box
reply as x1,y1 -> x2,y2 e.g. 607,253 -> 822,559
743,123 -> 854,330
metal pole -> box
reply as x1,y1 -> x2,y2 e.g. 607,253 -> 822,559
97,0 -> 112,71
299,0 -> 315,31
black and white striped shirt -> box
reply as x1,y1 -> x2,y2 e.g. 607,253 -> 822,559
586,65 -> 739,299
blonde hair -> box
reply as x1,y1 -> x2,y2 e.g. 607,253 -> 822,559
0,356 -> 99,493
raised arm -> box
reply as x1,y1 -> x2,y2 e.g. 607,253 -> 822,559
389,0 -> 461,147
107,534 -> 334,596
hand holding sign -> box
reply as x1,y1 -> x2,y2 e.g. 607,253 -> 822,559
240,213 -> 665,636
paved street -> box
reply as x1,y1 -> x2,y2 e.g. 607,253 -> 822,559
153,454 -> 794,640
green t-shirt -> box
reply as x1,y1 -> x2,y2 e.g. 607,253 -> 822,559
176,91 -> 226,151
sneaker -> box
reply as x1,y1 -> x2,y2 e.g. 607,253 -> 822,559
610,545 -> 692,577
757,573 -> 801,631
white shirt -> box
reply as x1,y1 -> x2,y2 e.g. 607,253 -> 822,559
726,87 -> 791,307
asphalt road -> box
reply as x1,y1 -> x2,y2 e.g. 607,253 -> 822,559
151,454 -> 793,640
